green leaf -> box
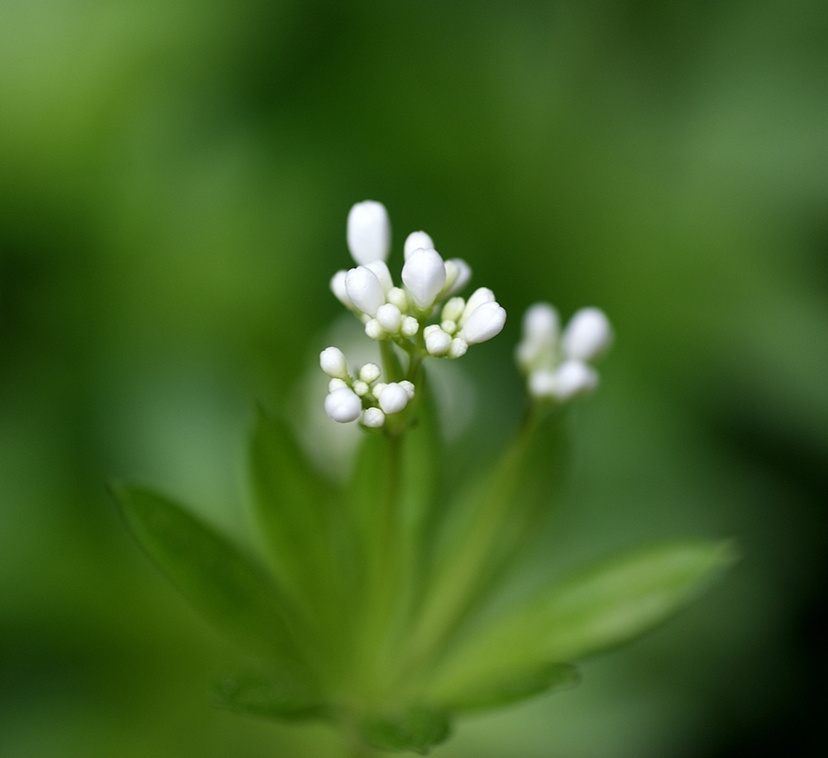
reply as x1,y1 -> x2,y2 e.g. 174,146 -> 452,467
249,407 -> 343,620
214,668 -> 327,721
429,661 -> 579,714
344,374 -> 445,687
361,707 -> 451,754
405,409 -> 568,672
111,484 -> 315,671
424,540 -> 736,695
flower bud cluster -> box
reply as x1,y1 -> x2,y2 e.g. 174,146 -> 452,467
320,346 -> 415,427
330,201 -> 504,356
516,303 -> 612,403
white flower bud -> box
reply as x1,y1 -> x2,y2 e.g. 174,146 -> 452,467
359,363 -> 381,384
353,380 -> 370,396
365,319 -> 386,340
378,382 -> 410,414
402,248 -> 446,309
424,325 -> 452,357
325,387 -> 362,423
387,287 -> 408,311
361,407 -> 386,428
443,258 -> 472,297
404,231 -> 435,260
330,270 -> 353,309
460,287 -> 496,325
347,201 -> 391,265
523,303 -> 559,344
448,338 -> 468,358
319,346 -> 349,379
441,297 -> 465,324
328,378 -> 348,392
364,260 -> 393,294
376,303 -> 402,333
440,319 -> 457,334
561,308 -> 613,362
345,266 -> 386,317
372,382 -> 387,399
459,301 -> 506,344
554,360 -> 598,401
516,303 -> 559,374
399,380 -> 415,399
401,316 -> 419,337
528,369 -> 557,398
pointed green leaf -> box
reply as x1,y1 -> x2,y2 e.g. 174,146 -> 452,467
214,668 -> 327,721
429,661 -> 579,714
250,407 -> 342,618
425,540 -> 735,693
407,409 -> 568,671
361,707 -> 451,754
111,484 -> 314,671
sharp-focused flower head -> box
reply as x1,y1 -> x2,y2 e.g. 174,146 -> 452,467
323,202 -> 515,426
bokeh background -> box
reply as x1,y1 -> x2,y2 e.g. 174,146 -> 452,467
2,1 -> 827,756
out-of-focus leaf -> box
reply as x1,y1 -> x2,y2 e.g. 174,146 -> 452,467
428,661 -> 579,714
425,540 -> 736,691
111,484 -> 316,672
213,668 -> 327,721
344,373 -> 444,687
249,407 -> 343,623
361,706 -> 451,754
405,409 -> 567,672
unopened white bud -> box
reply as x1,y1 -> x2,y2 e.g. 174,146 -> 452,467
554,360 -> 598,401
442,258 -> 472,297
460,287 -> 496,325
561,308 -> 613,362
324,387 -> 362,423
376,303 -> 403,333
448,338 -> 468,359
387,287 -> 408,311
330,270 -> 353,309
459,301 -> 507,344
528,369 -> 557,398
404,231 -> 435,260
361,407 -> 386,428
441,297 -> 465,323
359,363 -> 381,384
347,201 -> 391,265
365,319 -> 386,340
401,316 -> 419,337
345,266 -> 386,317
424,325 -> 452,357
441,319 -> 457,334
402,248 -> 446,309
516,303 -> 559,373
399,380 -> 415,399
353,380 -> 370,396
328,378 -> 348,392
372,382 -> 387,399
378,382 -> 410,414
319,346 -> 349,379
523,303 -> 559,344
365,260 -> 393,294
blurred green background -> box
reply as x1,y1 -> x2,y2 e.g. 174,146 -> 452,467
1,1 -> 827,756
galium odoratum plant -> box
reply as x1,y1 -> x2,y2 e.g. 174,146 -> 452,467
112,200 -> 735,756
